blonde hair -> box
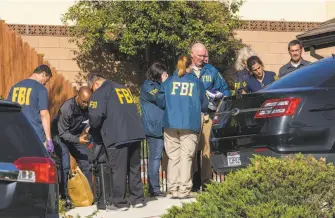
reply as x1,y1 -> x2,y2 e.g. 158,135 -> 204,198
235,46 -> 257,71
177,55 -> 192,77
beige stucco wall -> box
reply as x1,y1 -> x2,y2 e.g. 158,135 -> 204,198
21,35 -> 80,86
21,32 -> 335,85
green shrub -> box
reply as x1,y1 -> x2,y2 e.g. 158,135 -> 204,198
163,154 -> 335,218
59,200 -> 99,218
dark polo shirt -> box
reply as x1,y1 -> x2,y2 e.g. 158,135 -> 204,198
279,59 -> 311,78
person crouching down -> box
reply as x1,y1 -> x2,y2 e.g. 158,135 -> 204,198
156,55 -> 208,199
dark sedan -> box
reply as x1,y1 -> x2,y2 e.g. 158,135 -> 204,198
0,100 -> 59,217
210,56 -> 335,174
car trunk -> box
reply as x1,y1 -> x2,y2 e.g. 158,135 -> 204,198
212,92 -> 286,139
211,90 -> 305,168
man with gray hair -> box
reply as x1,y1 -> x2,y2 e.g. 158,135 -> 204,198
87,73 -> 145,211
190,42 -> 231,192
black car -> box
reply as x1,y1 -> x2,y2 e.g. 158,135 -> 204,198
0,100 -> 59,217
210,56 -> 335,174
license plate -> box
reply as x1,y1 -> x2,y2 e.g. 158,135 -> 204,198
227,152 -> 241,166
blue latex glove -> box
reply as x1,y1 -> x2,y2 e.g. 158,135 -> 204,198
46,140 -> 54,153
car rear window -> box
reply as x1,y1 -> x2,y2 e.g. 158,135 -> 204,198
263,60 -> 335,90
0,108 -> 46,163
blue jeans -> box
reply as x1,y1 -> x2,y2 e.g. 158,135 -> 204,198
147,136 -> 164,194
55,141 -> 93,199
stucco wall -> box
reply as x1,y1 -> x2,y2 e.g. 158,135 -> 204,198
21,35 -> 80,86
20,30 -> 334,85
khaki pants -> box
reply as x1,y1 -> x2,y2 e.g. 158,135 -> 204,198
164,128 -> 198,197
192,114 -> 213,186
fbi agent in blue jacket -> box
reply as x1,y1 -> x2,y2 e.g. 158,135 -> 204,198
140,62 -> 168,198
87,74 -> 146,211
242,56 -> 278,93
156,55 -> 208,199
190,43 -> 231,192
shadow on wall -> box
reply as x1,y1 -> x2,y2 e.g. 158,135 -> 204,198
48,75 -> 76,117
72,40 -> 242,95
72,43 -> 145,93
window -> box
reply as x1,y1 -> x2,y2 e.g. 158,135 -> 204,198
0,110 -> 46,162
262,59 -> 335,90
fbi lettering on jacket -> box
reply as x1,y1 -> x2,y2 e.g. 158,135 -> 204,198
171,82 -> 195,96
11,87 -> 32,105
202,75 -> 212,83
89,101 -> 98,108
115,88 -> 135,104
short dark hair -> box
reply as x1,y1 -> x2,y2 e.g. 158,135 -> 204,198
288,40 -> 302,50
146,62 -> 167,83
247,56 -> 264,71
33,64 -> 52,77
87,73 -> 106,88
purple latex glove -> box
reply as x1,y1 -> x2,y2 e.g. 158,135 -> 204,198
46,140 -> 54,153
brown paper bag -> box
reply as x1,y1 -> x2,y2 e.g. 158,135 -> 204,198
68,166 -> 94,207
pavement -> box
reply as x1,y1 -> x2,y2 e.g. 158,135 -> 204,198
66,197 -> 196,218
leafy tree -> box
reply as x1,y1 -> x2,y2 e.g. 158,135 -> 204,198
62,0 -> 244,89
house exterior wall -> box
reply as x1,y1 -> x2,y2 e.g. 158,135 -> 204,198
2,1 -> 334,86
20,35 -> 81,85
10,20 -> 333,86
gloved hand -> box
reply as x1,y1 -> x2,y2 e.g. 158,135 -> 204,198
46,140 -> 54,153
206,90 -> 223,100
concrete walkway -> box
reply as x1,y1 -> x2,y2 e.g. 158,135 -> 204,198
67,197 -> 196,218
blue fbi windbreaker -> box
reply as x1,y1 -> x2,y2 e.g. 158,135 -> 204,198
156,72 -> 208,133
140,80 -> 164,137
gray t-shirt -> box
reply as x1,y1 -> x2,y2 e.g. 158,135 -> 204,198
279,59 -> 311,78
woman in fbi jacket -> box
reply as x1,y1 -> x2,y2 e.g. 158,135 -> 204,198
156,55 -> 208,199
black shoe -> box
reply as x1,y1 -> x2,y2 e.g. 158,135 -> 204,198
201,182 -> 211,192
150,191 -> 165,198
64,198 -> 74,211
131,202 -> 146,208
191,186 -> 201,192
106,204 -> 129,211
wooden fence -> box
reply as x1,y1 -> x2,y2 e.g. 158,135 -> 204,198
0,20 -> 75,117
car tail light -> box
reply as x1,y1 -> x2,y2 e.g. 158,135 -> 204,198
255,98 -> 301,119
213,115 -> 219,125
254,148 -> 269,152
14,157 -> 57,184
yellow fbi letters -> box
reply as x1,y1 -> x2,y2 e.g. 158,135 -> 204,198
11,87 -> 32,105
89,101 -> 98,109
171,82 -> 194,96
202,75 -> 212,83
89,88 -> 135,109
115,88 -> 135,104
